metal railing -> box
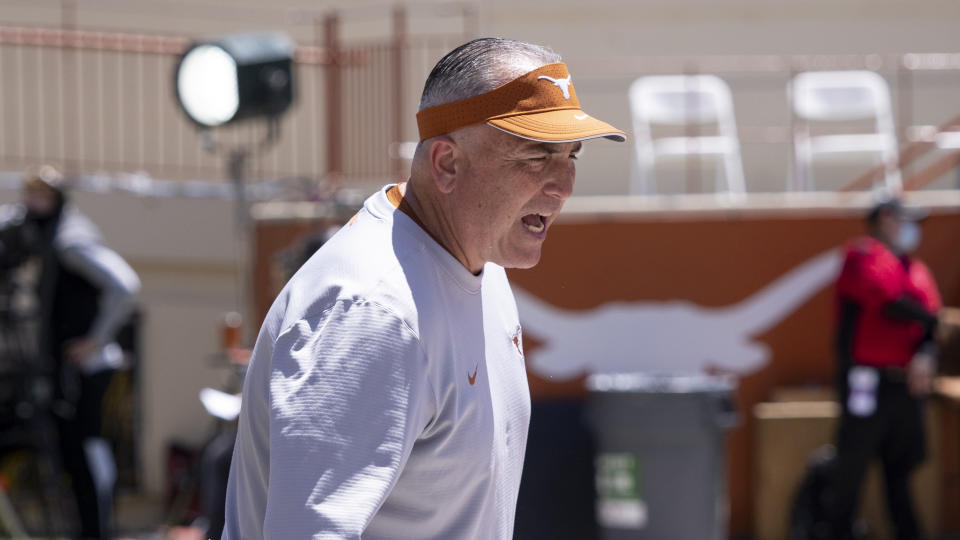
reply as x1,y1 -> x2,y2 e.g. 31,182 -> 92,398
0,4 -> 474,190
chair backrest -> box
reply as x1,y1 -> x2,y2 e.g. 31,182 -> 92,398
629,75 -> 734,126
788,70 -> 901,192
791,70 -> 892,122
628,74 -> 745,196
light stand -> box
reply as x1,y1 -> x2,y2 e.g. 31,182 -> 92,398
175,33 -> 295,343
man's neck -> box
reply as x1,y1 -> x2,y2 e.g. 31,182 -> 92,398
396,181 -> 481,274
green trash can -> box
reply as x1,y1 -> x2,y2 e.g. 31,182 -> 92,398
587,373 -> 738,540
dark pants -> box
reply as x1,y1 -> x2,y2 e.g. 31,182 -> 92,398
200,429 -> 235,540
513,400 -> 598,540
828,372 -> 926,540
56,369 -> 115,540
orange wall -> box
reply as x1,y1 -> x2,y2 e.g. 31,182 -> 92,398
506,211 -> 960,537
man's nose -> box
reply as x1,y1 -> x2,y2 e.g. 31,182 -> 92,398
543,160 -> 575,200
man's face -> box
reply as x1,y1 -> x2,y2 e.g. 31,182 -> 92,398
23,185 -> 58,217
448,125 -> 580,271
874,210 -> 903,246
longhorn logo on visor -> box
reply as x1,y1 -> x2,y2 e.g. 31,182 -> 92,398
538,75 -> 573,99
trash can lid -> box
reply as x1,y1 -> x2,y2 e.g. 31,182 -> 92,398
587,372 -> 735,394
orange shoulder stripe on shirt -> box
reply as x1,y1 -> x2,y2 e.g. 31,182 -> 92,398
387,184 -> 432,238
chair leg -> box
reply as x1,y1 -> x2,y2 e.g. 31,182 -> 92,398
633,149 -> 657,195
793,139 -> 813,191
724,148 -> 746,195
881,143 -> 903,193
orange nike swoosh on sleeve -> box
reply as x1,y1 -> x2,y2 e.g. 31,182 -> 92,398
467,363 -> 478,385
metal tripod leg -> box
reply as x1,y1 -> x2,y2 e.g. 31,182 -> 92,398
31,403 -> 73,537
2,315 -> 74,537
0,483 -> 28,538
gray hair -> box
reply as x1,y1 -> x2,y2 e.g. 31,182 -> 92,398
418,38 -> 561,111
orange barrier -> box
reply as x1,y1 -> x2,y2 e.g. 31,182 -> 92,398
506,195 -> 960,537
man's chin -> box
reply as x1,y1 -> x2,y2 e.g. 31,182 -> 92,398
496,251 -> 542,270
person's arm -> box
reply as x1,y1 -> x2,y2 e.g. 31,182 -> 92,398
263,299 -> 436,538
0,203 -> 25,230
58,242 -> 140,346
908,339 -> 938,396
884,296 -> 939,331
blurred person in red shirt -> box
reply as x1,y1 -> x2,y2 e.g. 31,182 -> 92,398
828,199 -> 940,540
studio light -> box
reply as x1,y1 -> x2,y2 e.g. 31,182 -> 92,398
175,32 -> 295,128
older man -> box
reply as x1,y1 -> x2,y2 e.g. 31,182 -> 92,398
222,38 -> 624,539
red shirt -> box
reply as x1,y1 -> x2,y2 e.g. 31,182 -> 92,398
835,236 -> 942,368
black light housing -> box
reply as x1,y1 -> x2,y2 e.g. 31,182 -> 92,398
175,32 -> 295,128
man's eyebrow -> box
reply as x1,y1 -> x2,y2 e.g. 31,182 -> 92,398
519,141 -> 583,154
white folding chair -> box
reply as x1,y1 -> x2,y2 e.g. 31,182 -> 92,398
789,70 -> 902,192
628,74 -> 745,196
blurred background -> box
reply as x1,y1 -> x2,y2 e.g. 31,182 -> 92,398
0,0 -> 959,539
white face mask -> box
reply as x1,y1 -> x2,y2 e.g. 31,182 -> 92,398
896,220 -> 921,254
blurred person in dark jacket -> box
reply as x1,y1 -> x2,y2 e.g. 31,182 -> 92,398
829,198 -> 940,540
0,165 -> 140,539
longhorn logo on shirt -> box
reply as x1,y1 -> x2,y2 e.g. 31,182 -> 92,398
538,75 -> 573,99
514,248 -> 843,378
512,325 -> 524,358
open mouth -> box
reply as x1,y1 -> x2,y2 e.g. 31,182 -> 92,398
521,212 -> 551,234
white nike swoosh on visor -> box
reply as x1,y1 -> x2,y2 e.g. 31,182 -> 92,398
574,113 -> 589,120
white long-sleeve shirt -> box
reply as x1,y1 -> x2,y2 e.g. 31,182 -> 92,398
223,185 -> 531,539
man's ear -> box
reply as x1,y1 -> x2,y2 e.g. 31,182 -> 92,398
428,136 -> 459,194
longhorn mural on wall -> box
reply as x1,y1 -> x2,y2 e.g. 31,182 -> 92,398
514,248 -> 844,379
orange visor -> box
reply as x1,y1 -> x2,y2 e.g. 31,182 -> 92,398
416,62 -> 626,143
